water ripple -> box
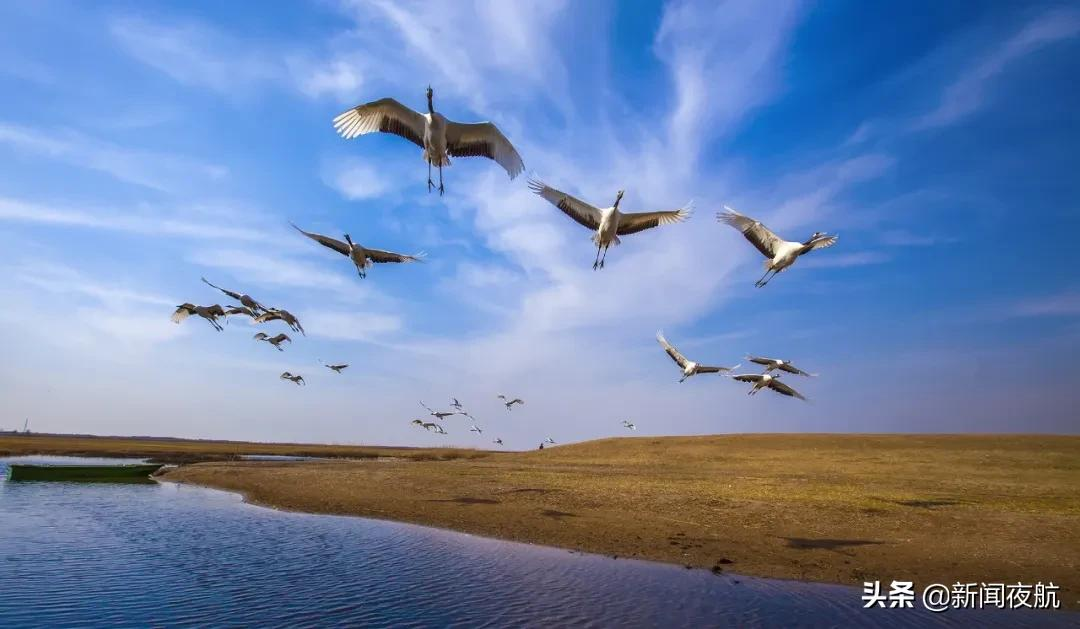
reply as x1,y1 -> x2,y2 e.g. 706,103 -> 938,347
0,458 -> 1074,628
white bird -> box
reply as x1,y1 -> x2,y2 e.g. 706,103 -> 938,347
728,373 -> 807,401
253,332 -> 291,351
411,419 -> 447,434
292,223 -> 424,279
621,420 -> 637,431
171,303 -> 225,331
497,395 -> 524,411
320,360 -> 349,373
420,401 -> 459,420
493,438 -> 503,446
528,179 -> 691,269
717,206 -> 838,287
280,372 -> 306,386
333,86 -> 524,196
746,355 -> 816,377
201,277 -> 268,313
254,308 -> 306,336
544,437 -> 556,445
656,331 -> 739,382
469,425 -> 483,434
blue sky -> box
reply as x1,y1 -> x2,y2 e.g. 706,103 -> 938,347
1,0 -> 1078,445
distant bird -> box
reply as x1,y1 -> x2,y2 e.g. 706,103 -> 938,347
746,355 -> 816,377
320,360 -> 349,373
254,308 -> 305,335
333,86 -> 524,195
280,372 -> 306,386
493,438 -> 503,446
656,331 -> 739,382
420,401 -> 459,420
497,395 -> 524,411
171,303 -> 225,331
717,206 -> 837,287
622,420 -> 637,431
201,277 -> 267,313
728,373 -> 807,401
544,437 -> 556,445
469,425 -> 483,434
528,179 -> 691,269
411,419 -> 447,434
222,305 -> 259,321
253,332 -> 291,351
292,223 -> 424,279
450,397 -> 465,411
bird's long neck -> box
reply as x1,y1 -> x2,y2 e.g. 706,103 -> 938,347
427,93 -> 434,114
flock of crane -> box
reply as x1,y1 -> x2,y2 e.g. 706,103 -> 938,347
170,85 -> 838,449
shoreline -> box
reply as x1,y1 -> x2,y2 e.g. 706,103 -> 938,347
5,433 -> 1078,609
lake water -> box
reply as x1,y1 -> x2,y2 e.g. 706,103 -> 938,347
0,456 -> 1073,628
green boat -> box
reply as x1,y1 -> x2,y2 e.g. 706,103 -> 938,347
7,463 -> 163,482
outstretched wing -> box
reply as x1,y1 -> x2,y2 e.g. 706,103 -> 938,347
332,97 -> 426,148
731,374 -> 765,384
444,121 -> 525,179
806,234 -> 838,251
695,364 -> 737,374
717,206 -> 782,258
201,277 -> 241,301
527,178 -> 602,231
769,379 -> 807,401
616,204 -> 693,236
656,331 -> 689,369
291,223 -> 350,256
171,304 -> 195,324
779,363 -> 814,377
365,248 -> 425,264
746,355 -> 775,367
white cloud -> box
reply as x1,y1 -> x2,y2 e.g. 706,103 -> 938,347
321,158 -> 394,201
0,122 -> 227,191
186,247 -> 355,292
299,310 -> 403,342
0,196 -> 277,243
798,251 -> 890,269
914,9 -> 1080,130
1011,291 -> 1080,318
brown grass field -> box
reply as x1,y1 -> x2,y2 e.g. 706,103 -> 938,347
4,433 -> 1078,608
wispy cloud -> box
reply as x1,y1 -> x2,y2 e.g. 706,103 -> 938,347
0,196 -> 277,243
0,122 -> 226,191
299,309 -> 403,342
185,247 -> 356,292
914,9 -> 1080,130
799,251 -> 890,269
1011,291 -> 1080,317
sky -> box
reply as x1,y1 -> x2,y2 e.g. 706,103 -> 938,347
1,0 -> 1078,446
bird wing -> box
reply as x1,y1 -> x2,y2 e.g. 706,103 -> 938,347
512,399 -> 524,405
769,379 -> 807,400
717,206 -> 782,258
280,372 -> 292,378
364,248 -> 425,264
746,355 -> 775,366
201,277 -> 241,301
253,332 -> 268,340
806,234 -> 838,251
695,365 -> 735,374
332,97 -> 425,148
444,121 -> 524,179
291,223 -> 350,256
616,204 -> 693,236
527,179 -> 602,231
779,363 -> 813,377
655,331 -> 689,369
253,312 -> 279,324
171,304 -> 195,324
731,374 -> 764,383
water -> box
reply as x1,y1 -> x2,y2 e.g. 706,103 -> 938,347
0,457 -> 1073,628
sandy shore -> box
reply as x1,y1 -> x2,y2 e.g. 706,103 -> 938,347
6,433 -> 1078,608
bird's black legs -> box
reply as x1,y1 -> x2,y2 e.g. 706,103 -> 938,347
754,269 -> 776,288
427,161 -> 434,193
592,243 -> 602,270
438,164 -> 445,196
599,245 -> 610,268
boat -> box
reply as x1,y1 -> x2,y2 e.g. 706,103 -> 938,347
6,463 -> 163,482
